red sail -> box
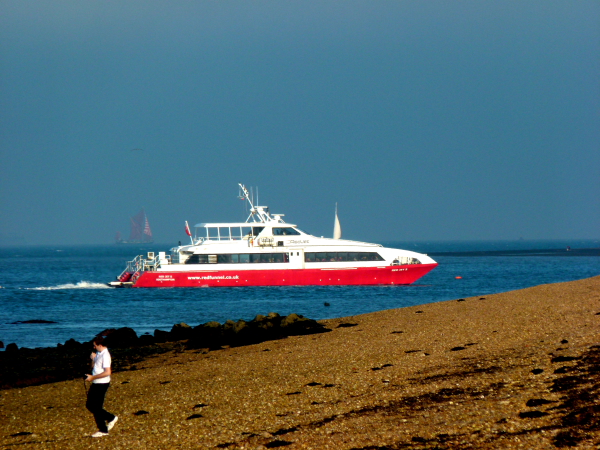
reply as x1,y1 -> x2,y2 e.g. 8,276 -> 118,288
129,209 -> 153,243
143,215 -> 153,241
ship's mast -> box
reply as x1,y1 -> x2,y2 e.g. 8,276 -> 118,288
238,184 -> 270,223
238,183 -> 283,223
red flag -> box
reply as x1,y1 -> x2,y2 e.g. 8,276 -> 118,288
185,221 -> 192,237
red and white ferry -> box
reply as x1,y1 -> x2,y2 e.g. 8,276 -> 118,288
109,184 -> 437,288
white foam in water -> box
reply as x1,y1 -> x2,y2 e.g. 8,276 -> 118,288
28,281 -> 111,290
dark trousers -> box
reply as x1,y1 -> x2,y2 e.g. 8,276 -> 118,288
86,383 -> 115,432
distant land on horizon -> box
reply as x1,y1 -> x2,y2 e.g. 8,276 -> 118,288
427,248 -> 600,257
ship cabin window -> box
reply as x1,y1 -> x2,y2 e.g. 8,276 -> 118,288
186,253 -> 290,264
239,227 -> 252,240
205,227 -> 233,240
219,227 -> 231,240
207,227 -> 219,240
272,253 -> 286,263
304,251 -> 385,262
218,254 -> 234,263
233,227 -> 264,240
186,254 -> 210,264
272,227 -> 301,236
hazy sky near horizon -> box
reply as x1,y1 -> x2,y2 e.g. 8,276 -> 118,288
1,1 -> 599,245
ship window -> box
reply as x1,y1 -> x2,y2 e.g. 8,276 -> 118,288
187,253 -> 291,264
251,227 -> 264,237
315,252 -> 326,262
363,252 -> 379,261
366,252 -> 385,261
304,251 -> 385,262
236,227 -> 246,240
186,254 -> 209,264
272,227 -> 301,236
218,254 -> 233,263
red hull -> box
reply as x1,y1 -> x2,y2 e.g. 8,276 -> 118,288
131,264 -> 437,288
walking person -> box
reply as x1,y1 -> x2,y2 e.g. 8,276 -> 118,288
86,336 -> 118,437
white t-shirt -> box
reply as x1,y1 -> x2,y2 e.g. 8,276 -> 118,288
92,348 -> 111,384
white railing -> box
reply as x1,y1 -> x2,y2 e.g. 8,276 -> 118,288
116,255 -> 144,280
142,254 -> 163,271
392,256 -> 421,266
118,253 -> 169,280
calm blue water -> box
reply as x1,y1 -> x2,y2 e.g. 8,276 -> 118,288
1,240 -> 598,350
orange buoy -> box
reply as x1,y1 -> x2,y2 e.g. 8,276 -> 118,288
455,276 -> 462,279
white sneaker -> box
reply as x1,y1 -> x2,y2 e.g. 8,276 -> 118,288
107,416 -> 118,431
91,431 -> 109,438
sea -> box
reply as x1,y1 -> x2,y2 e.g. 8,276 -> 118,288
1,239 -> 598,350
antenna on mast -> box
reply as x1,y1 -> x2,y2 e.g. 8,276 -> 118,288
238,183 -> 273,223
239,183 -> 257,222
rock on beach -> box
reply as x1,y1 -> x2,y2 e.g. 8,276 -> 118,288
0,313 -> 328,390
1,275 -> 600,449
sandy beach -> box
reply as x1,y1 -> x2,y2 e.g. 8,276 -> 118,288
2,275 -> 599,449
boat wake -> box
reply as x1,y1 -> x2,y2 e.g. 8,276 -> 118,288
28,281 -> 111,290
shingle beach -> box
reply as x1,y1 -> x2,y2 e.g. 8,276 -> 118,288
2,275 -> 600,449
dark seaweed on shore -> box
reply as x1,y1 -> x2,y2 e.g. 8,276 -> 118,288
0,312 -> 329,390
0,341 -> 175,389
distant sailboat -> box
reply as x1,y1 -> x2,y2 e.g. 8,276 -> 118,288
115,209 -> 153,244
333,203 -> 342,239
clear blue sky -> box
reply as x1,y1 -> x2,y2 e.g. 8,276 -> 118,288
1,1 -> 598,245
